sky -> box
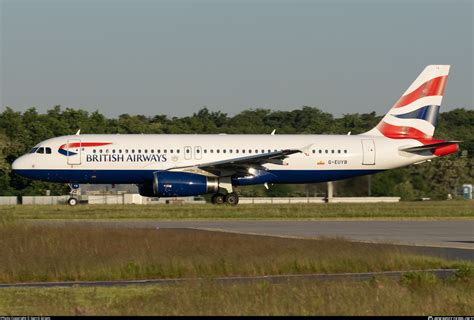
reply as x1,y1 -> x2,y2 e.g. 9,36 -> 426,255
1,0 -> 472,118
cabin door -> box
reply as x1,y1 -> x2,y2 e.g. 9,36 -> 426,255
67,139 -> 82,165
361,139 -> 376,165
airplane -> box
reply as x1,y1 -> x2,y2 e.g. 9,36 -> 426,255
12,65 -> 459,206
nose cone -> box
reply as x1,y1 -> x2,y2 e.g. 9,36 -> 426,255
12,157 -> 21,171
11,155 -> 30,176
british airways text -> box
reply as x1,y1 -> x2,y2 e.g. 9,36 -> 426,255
86,154 -> 167,162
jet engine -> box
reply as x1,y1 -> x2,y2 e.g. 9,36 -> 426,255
140,171 -> 219,197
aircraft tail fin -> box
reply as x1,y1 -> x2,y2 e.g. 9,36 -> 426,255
363,65 -> 450,139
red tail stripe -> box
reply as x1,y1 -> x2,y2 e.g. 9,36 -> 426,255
393,76 -> 447,109
376,121 -> 432,139
60,142 -> 112,149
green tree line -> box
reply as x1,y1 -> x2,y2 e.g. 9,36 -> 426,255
0,106 -> 473,199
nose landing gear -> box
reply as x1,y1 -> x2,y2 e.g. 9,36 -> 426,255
67,183 -> 80,206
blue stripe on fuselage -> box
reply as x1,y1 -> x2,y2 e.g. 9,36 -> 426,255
13,169 -> 383,185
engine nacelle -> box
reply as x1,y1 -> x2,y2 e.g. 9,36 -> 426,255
137,183 -> 156,197
152,171 -> 219,197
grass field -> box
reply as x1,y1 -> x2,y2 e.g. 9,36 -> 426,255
1,276 -> 473,315
1,200 -> 473,220
1,202 -> 472,315
0,226 -> 470,283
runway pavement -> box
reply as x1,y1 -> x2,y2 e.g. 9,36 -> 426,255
0,269 -> 458,289
32,219 -> 474,261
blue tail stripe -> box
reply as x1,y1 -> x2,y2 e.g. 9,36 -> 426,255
393,105 -> 440,126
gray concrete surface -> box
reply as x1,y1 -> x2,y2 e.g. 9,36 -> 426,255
0,269 -> 458,289
32,219 -> 474,249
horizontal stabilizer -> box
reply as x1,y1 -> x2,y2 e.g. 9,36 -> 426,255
400,141 -> 460,153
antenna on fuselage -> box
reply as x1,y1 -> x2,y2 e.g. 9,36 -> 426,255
75,129 -> 81,135
270,129 -> 276,135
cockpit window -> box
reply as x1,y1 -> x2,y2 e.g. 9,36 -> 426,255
37,147 -> 45,154
30,147 -> 39,153
45,147 -> 52,154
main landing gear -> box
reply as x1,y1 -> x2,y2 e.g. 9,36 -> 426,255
211,192 -> 239,206
67,183 -> 80,206
210,177 -> 239,206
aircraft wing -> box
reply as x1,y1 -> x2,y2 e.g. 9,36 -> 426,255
168,149 -> 302,176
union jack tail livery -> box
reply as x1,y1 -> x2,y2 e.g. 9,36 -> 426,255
365,65 -> 450,139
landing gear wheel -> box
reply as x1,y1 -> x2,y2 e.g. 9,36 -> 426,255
224,192 -> 239,206
211,193 -> 225,205
68,197 -> 78,206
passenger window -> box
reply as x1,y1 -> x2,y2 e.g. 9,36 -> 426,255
150,149 -> 153,153
119,149 -> 122,153
229,149 -> 232,153
204,149 -> 207,154
261,150 -> 264,153
312,150 -> 316,154
255,149 -> 258,153
138,149 -> 141,153
164,149 -> 167,153
344,150 -> 348,154
45,147 -> 51,154
131,149 -> 135,153
249,150 -> 252,153
195,149 -> 199,154
223,149 -> 226,154
242,149 -> 245,153
157,149 -> 161,153
125,149 -> 128,153
106,149 -> 109,153
325,150 -> 328,154
112,149 -> 116,153
186,149 -> 190,154
210,149 -> 214,153
170,149 -> 174,154
217,149 -> 220,153
93,149 -> 96,154
99,149 -> 103,153
319,150 -> 322,154
144,149 -> 147,153
37,147 -> 45,154
338,150 -> 341,154
176,149 -> 180,154
236,150 -> 239,154
331,150 -> 334,154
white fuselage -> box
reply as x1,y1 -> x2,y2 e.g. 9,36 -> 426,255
12,134 -> 433,185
